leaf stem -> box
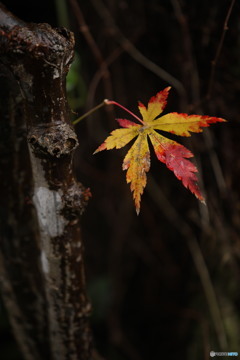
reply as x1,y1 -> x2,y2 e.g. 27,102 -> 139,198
72,99 -> 144,125
72,101 -> 106,125
105,100 -> 144,124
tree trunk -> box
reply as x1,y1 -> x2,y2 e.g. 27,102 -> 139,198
0,4 -> 92,360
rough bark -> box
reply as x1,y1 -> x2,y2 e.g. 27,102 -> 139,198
0,63 -> 50,360
0,4 -> 92,360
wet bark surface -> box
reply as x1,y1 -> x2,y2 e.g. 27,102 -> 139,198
0,4 -> 92,360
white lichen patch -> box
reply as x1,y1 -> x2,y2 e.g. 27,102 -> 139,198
41,250 -> 49,274
29,149 -> 68,239
53,67 -> 60,79
33,186 -> 66,237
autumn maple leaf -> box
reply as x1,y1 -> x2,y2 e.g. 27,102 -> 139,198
94,87 -> 226,214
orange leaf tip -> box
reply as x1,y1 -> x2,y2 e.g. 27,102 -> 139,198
93,142 -> 107,154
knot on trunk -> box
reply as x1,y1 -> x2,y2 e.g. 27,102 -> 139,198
61,183 -> 91,221
28,123 -> 78,158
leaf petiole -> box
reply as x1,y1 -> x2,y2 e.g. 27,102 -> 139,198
72,100 -> 106,125
105,100 -> 144,124
72,99 -> 144,125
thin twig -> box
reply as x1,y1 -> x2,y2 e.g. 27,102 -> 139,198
68,0 -> 113,101
147,175 -> 228,350
187,0 -> 236,112
90,0 -> 187,103
171,0 -> 201,107
207,0 -> 236,98
172,0 -> 227,194
86,46 -> 124,111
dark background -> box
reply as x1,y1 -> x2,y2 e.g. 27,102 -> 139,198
1,0 -> 240,359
